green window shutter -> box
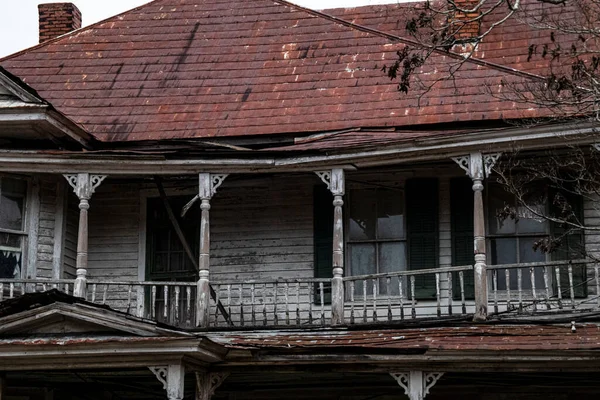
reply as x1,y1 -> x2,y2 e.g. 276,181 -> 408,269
450,177 -> 475,299
406,178 -> 439,299
550,190 -> 587,298
313,185 -> 333,303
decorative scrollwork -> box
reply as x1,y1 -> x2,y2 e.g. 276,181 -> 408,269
196,372 -> 230,400
63,173 -> 107,200
423,373 -> 444,396
210,174 -> 228,197
314,171 -> 331,190
483,153 -> 502,178
149,366 -> 168,390
64,174 -> 79,190
90,175 -> 107,191
451,155 -> 471,176
390,372 -> 409,394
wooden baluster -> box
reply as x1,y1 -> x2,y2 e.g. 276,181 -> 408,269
459,271 -> 466,315
435,273 -> 441,317
251,284 -> 257,326
568,264 -> 575,309
65,283 -> 70,295
285,282 -> 290,325
387,277 -> 392,322
399,276 -> 405,320
186,286 -> 192,325
91,284 -> 97,303
9,283 -> 13,299
410,275 -> 416,319
555,266 -> 563,309
227,284 -> 232,322
505,269 -> 511,311
101,284 -> 107,305
530,266 -> 537,311
175,286 -> 180,324
213,284 -> 220,327
42,283 -> 47,292
239,285 -> 245,327
492,270 -> 498,314
447,272 -> 453,316
0,283 -> 3,301
151,285 -> 157,319
350,282 -> 355,324
295,282 -> 300,325
596,265 -> 600,309
308,283 -> 314,324
262,284 -> 268,326
319,282 -> 325,326
543,266 -> 551,310
372,279 -> 377,322
274,282 -> 279,326
362,279 -> 368,323
517,269 -> 523,313
127,285 -> 133,314
163,285 -> 169,319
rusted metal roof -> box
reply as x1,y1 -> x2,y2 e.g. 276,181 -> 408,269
0,0 -> 564,143
208,323 -> 600,352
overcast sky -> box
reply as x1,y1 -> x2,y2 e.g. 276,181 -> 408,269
0,0 -> 404,58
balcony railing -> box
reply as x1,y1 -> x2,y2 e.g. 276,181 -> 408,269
0,260 -> 596,329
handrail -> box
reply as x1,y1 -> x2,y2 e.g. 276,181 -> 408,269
487,259 -> 589,270
342,265 -> 473,281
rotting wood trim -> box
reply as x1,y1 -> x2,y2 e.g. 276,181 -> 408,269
153,177 -> 232,326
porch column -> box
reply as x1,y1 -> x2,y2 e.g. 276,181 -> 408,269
452,153 -> 501,321
64,173 -> 107,299
150,364 -> 185,400
196,173 -> 228,328
391,371 -> 444,400
315,168 -> 345,325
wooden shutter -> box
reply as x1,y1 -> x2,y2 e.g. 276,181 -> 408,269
313,185 -> 333,303
450,177 -> 475,299
550,190 -> 587,298
406,178 -> 439,299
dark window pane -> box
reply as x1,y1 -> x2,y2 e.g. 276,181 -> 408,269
488,185 -> 516,235
350,243 -> 376,276
349,190 -> 376,240
0,195 -> 24,231
378,242 -> 406,295
377,189 -> 404,239
490,238 -> 517,265
0,233 -> 22,279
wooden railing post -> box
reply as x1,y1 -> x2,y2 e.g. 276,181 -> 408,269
315,169 -> 345,325
453,153 -> 501,321
196,173 -> 227,328
64,173 -> 107,299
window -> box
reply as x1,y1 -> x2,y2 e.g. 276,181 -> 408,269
487,184 -> 549,290
0,177 -> 27,279
348,188 -> 406,295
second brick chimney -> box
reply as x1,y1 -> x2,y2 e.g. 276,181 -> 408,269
451,0 -> 481,42
38,3 -> 82,44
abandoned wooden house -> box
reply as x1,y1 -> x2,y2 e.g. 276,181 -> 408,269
0,0 -> 600,399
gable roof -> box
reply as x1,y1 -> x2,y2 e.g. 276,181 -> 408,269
0,0 -> 554,144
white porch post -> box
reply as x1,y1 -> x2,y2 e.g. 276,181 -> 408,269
196,173 -> 228,328
64,173 -> 107,299
149,364 -> 185,400
390,371 -> 444,400
452,153 -> 501,321
315,168 -> 345,325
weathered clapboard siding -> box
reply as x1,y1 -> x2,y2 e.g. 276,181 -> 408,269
35,179 -> 58,279
86,183 -> 141,310
210,176 -> 315,282
62,192 -> 78,279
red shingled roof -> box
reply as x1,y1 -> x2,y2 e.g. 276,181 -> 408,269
0,0 -> 561,143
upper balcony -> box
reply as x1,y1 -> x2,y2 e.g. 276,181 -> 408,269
0,152 -> 598,330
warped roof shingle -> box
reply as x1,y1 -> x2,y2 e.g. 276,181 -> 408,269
0,0 -> 553,143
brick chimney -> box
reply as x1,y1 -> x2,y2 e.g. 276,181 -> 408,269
38,3 -> 82,44
451,0 -> 481,42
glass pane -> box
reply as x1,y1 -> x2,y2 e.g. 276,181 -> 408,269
0,195 -> 24,231
350,243 -> 376,276
516,192 -> 547,233
488,185 -> 516,235
377,189 -> 404,239
378,242 -> 406,295
490,238 -> 517,265
349,190 -> 376,240
519,237 -> 546,263
0,233 -> 22,279
2,178 -> 27,195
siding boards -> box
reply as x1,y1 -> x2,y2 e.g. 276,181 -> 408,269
36,178 -> 57,279
62,192 -> 78,279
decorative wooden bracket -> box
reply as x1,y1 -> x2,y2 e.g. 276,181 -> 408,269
149,364 -> 185,400
64,173 -> 107,200
196,372 -> 230,400
390,371 -> 444,400
181,174 -> 229,217
314,169 -> 344,196
452,152 -> 501,181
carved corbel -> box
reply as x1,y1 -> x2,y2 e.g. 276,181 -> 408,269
196,372 -> 230,400
150,365 -> 185,400
64,173 -> 107,200
452,152 -> 501,181
390,371 -> 444,400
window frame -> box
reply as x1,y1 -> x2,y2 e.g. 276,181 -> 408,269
0,174 -> 30,280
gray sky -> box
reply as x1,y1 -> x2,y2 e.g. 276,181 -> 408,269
0,0 -> 404,58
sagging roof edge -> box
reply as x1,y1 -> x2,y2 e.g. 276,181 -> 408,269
0,120 -> 596,175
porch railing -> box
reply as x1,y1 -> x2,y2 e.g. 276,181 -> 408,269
0,260 -> 597,328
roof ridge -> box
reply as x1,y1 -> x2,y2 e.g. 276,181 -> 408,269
0,0 -> 159,62
272,0 -> 546,83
